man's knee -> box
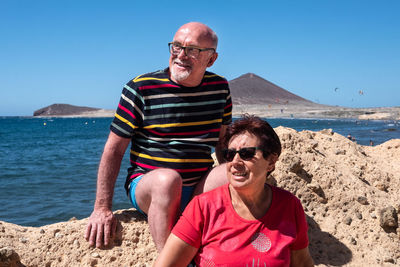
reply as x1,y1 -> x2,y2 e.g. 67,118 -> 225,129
147,169 -> 182,212
150,168 -> 182,193
135,168 -> 182,213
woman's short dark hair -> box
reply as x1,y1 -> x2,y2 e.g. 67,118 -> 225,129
222,114 -> 281,158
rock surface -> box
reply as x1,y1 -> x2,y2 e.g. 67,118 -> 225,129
1,127 -> 400,266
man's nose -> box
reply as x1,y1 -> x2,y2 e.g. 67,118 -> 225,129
177,48 -> 188,58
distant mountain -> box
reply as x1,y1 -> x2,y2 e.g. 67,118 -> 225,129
229,73 -> 316,106
33,104 -> 101,116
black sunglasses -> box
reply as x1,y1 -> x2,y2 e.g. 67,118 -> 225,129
222,147 -> 261,162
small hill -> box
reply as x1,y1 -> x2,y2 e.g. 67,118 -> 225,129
33,104 -> 100,116
33,104 -> 114,117
229,73 -> 318,106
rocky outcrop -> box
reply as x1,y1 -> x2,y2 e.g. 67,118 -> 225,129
1,127 -> 399,266
33,104 -> 99,116
33,104 -> 115,117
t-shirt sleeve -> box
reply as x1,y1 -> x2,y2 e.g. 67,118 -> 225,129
290,197 -> 309,250
171,196 -> 204,248
110,80 -> 143,138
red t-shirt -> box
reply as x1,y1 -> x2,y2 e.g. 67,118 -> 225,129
172,184 -> 309,267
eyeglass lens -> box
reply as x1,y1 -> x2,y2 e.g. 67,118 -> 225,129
223,147 -> 258,162
169,43 -> 198,58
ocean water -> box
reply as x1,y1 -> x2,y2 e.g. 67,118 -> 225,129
0,117 -> 399,227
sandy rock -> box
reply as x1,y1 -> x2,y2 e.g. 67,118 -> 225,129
379,206 -> 399,232
1,127 -> 400,266
357,196 -> 369,205
0,247 -> 22,267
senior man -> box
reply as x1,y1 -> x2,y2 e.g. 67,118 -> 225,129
85,22 -> 232,251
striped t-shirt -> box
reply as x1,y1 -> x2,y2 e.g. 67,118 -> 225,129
110,68 -> 232,191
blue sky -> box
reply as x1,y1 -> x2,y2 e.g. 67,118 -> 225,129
1,0 -> 399,116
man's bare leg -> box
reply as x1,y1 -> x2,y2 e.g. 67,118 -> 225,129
193,163 -> 227,196
134,168 -> 182,252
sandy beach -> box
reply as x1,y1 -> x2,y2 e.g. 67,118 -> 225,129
1,124 -> 399,266
232,104 -> 400,121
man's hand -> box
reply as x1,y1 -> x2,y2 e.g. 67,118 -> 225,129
85,208 -> 117,248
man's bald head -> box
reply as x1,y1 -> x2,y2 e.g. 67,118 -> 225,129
175,22 -> 218,49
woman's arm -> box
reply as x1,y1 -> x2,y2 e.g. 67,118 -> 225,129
290,247 -> 314,267
153,234 -> 198,267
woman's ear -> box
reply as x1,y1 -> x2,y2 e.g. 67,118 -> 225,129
266,153 -> 279,172
269,153 -> 279,163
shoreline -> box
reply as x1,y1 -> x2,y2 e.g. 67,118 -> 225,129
22,105 -> 400,121
232,104 -> 400,121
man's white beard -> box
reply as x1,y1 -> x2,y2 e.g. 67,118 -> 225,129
171,60 -> 192,82
171,69 -> 191,82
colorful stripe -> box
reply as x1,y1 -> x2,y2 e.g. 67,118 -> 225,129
144,109 -> 224,120
201,80 -> 228,86
146,128 -> 220,136
144,118 -> 222,129
115,113 -> 138,130
118,103 -> 136,120
135,132 -> 219,143
145,99 -> 226,110
133,77 -> 170,83
134,161 -> 209,173
143,89 -> 229,100
139,83 -> 179,90
131,150 -> 214,163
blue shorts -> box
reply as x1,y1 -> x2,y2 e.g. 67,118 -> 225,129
128,175 -> 195,215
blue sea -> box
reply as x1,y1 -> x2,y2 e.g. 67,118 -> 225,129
1,117 -> 399,227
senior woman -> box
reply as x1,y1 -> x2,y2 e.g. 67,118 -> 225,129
154,115 -> 314,267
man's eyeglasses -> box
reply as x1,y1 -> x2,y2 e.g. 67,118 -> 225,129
168,42 -> 215,59
222,147 -> 261,162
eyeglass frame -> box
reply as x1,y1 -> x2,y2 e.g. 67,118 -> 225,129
168,42 -> 216,58
222,147 -> 262,162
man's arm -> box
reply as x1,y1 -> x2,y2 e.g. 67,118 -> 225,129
215,124 -> 227,164
85,131 -> 131,248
